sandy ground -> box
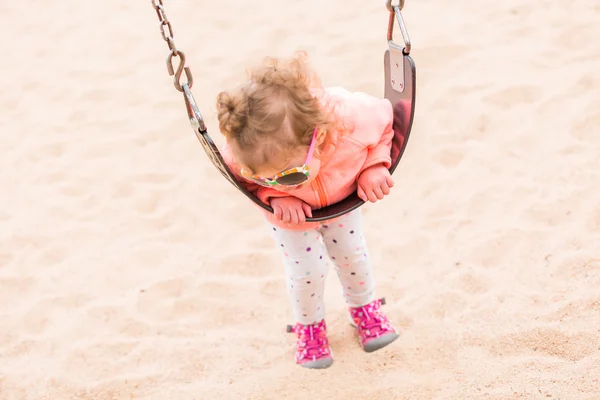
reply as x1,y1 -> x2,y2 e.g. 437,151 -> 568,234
1,1 -> 600,399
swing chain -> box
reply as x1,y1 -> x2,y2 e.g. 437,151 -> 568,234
151,0 -> 193,92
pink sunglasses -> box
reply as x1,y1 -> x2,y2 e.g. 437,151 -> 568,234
240,128 -> 318,187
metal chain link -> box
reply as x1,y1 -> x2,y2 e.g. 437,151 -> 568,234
386,0 -> 405,12
151,0 -> 193,92
151,0 -> 402,91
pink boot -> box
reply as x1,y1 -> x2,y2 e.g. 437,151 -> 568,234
286,319 -> 334,369
349,298 -> 399,352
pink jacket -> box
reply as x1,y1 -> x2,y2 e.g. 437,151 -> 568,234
220,87 -> 394,230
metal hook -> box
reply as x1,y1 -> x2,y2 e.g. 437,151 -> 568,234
181,66 -> 194,90
385,0 -> 405,13
387,5 -> 411,55
166,49 -> 193,92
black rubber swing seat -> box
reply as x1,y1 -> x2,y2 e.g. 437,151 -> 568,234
182,6 -> 415,222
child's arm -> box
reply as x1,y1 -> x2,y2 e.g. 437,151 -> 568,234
345,92 -> 395,203
356,94 -> 395,175
327,87 -> 395,175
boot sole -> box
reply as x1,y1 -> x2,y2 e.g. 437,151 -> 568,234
300,356 -> 334,369
362,332 -> 399,352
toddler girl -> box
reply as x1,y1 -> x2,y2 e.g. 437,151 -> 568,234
216,52 -> 398,369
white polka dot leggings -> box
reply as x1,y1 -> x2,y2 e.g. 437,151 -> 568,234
269,209 -> 375,325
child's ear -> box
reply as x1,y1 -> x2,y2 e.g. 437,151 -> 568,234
316,128 -> 328,146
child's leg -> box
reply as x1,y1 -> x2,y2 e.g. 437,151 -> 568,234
320,210 -> 398,352
269,225 -> 329,325
319,209 -> 375,308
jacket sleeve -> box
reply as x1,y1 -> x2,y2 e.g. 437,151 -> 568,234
358,95 -> 395,175
220,142 -> 291,205
335,89 -> 395,175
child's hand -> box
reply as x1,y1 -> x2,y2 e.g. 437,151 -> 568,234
271,197 -> 313,225
357,165 -> 395,203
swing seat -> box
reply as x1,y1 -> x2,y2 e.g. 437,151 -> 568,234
182,5 -> 415,222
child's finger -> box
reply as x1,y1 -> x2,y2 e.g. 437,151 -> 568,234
281,208 -> 291,223
274,205 -> 282,220
301,202 -> 313,218
291,208 -> 300,225
386,175 -> 395,188
357,185 -> 367,202
296,207 -> 306,224
381,183 -> 391,196
367,189 -> 378,203
374,186 -> 384,200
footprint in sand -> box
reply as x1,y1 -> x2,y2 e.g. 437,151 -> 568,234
469,230 -> 525,268
134,278 -> 194,321
217,252 -> 276,277
482,85 -> 541,110
523,200 -> 573,228
552,257 -> 600,282
0,251 -> 13,267
0,276 -> 37,306
3,340 -> 38,358
119,320 -> 152,338
572,111 -> 600,141
64,340 -> 139,379
383,235 -> 430,267
427,291 -> 468,320
487,328 -> 598,362
554,22 -> 597,50
139,277 -> 189,298
46,293 -> 92,309
458,272 -> 489,295
587,208 -> 600,233
432,148 -> 465,168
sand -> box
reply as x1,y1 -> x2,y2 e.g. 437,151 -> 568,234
1,0 -> 600,399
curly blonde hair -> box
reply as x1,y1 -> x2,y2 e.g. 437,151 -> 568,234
216,52 -> 344,173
